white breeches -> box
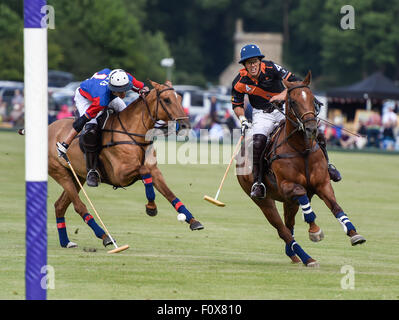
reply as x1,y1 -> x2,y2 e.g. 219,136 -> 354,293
251,107 -> 285,137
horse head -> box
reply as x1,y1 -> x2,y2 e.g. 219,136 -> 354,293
146,80 -> 190,131
283,71 -> 318,140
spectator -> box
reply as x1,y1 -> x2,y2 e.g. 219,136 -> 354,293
381,105 -> 397,150
56,104 -> 73,120
324,126 -> 340,147
208,96 -> 220,128
9,103 -> 24,127
12,89 -> 24,107
0,97 -> 7,123
339,121 -> 368,150
365,109 -> 382,148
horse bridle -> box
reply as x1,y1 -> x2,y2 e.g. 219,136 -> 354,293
141,86 -> 188,129
286,84 -> 318,132
102,86 -> 189,151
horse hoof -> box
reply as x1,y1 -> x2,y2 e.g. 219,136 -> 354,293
146,206 -> 158,217
306,261 -> 320,268
66,241 -> 78,248
350,234 -> 366,246
309,228 -> 324,242
103,235 -> 115,247
189,220 -> 204,231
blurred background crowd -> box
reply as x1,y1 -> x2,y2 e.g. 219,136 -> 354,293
1,0 -> 399,151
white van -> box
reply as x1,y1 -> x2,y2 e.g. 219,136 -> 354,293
174,85 -> 210,123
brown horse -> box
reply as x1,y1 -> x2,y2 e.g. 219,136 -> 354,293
237,71 -> 365,267
48,80 -> 204,248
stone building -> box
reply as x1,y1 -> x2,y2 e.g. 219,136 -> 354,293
219,19 -> 283,88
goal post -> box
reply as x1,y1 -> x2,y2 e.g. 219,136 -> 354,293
24,0 -> 48,300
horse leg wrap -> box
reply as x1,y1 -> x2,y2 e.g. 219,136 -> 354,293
56,217 -> 70,247
83,213 -> 105,239
294,195 -> 316,223
285,229 -> 296,257
141,174 -> 155,202
289,240 -> 311,265
336,212 -> 356,235
171,198 -> 193,222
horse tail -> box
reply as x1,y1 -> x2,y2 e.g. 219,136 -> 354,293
18,128 -> 25,135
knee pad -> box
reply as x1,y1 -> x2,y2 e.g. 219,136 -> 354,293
82,124 -> 100,152
253,134 -> 268,151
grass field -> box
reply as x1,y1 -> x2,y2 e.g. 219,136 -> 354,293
1,130 -> 399,300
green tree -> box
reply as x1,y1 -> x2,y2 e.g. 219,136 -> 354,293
321,0 -> 399,86
0,4 -> 23,80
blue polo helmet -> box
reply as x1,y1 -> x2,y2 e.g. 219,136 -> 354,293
239,44 -> 265,64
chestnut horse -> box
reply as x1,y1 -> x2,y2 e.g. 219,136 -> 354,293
48,80 -> 204,248
237,71 -> 365,267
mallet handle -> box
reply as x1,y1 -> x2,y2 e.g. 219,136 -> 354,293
214,135 -> 244,200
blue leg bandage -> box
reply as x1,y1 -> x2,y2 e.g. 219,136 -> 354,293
56,217 -> 70,247
83,213 -> 105,239
171,198 -> 193,222
142,174 -> 155,202
336,212 -> 356,235
294,195 -> 316,223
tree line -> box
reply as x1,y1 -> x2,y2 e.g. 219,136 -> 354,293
1,0 -> 398,90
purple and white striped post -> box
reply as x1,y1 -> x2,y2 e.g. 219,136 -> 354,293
24,0 -> 48,300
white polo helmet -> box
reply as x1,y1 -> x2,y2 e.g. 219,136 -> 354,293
108,69 -> 132,92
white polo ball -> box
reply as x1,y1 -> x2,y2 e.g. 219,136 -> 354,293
177,213 -> 186,222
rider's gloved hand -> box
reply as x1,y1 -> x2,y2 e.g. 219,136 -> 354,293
56,141 -> 69,160
239,115 -> 250,136
139,86 -> 149,96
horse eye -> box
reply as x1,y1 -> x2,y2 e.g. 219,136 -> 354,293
164,97 -> 171,104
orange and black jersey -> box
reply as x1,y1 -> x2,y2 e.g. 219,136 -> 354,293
231,60 -> 300,112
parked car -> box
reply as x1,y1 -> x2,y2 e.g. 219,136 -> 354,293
48,70 -> 74,88
174,85 -> 210,124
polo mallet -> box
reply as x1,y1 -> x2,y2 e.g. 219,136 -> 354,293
203,135 -> 244,207
64,155 -> 129,254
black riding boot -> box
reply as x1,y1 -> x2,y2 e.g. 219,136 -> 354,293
317,132 -> 342,182
85,152 -> 101,187
250,134 -> 268,199
82,124 -> 101,187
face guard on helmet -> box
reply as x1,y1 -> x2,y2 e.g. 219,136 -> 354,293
108,69 -> 133,92
239,44 -> 265,64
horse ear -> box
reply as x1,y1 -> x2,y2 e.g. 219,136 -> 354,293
283,78 -> 294,89
149,80 -> 160,89
302,70 -> 312,86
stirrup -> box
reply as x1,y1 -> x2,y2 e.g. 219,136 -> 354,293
250,182 -> 266,199
86,169 -> 101,187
